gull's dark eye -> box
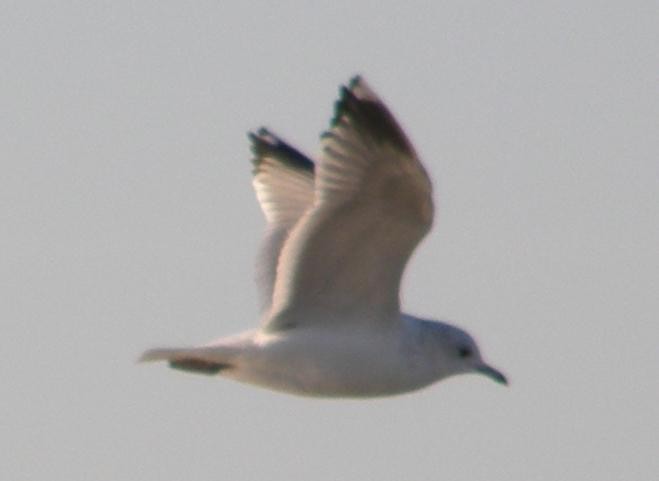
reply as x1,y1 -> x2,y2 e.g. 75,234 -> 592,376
458,346 -> 472,358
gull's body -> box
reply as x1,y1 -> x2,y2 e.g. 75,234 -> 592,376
141,77 -> 507,397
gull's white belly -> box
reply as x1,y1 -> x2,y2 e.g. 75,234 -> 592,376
221,326 -> 436,398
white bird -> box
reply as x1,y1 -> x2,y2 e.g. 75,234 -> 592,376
140,76 -> 507,397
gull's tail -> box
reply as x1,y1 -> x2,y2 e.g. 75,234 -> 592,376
139,346 -> 233,375
139,347 -> 190,363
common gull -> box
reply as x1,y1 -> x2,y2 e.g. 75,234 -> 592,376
140,76 -> 507,397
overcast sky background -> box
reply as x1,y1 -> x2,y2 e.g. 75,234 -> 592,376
2,1 -> 658,480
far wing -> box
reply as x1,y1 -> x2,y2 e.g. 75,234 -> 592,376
249,128 -> 315,311
266,77 -> 434,329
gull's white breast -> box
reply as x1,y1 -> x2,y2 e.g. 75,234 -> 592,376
223,322 -> 437,397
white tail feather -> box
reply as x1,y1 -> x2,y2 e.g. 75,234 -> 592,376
138,347 -> 193,363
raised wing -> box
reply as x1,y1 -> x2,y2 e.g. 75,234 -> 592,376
249,128 -> 315,311
266,77 -> 434,330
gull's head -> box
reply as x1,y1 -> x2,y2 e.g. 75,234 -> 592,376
424,321 -> 508,386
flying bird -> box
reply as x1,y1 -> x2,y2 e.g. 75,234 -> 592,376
140,76 -> 507,397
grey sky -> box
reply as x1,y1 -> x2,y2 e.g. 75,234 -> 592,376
2,1 -> 658,480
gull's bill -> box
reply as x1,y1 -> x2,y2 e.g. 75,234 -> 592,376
475,364 -> 509,385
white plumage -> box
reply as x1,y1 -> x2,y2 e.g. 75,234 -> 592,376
140,76 -> 507,397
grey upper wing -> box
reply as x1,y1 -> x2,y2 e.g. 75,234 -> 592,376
249,128 -> 315,312
265,77 -> 434,330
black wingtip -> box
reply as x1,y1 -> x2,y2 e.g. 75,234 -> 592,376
329,75 -> 366,128
328,76 -> 412,153
248,128 -> 315,174
348,74 -> 363,89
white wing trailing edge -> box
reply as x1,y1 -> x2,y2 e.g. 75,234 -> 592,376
266,76 -> 434,330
